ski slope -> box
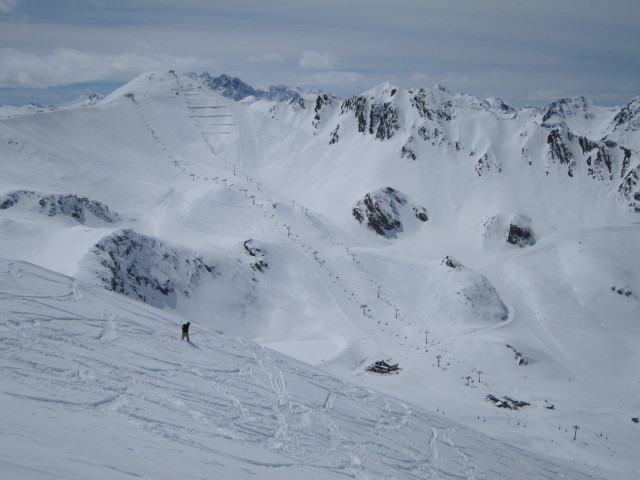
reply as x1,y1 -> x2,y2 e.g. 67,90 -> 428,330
1,71 -> 639,478
0,258 -> 603,479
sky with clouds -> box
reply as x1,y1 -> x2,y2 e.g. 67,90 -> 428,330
0,0 -> 639,107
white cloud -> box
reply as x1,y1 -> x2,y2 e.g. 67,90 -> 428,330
0,0 -> 18,14
0,48 -> 211,88
527,88 -> 562,102
442,73 -> 469,85
299,50 -> 337,70
306,71 -> 366,87
409,72 -> 431,85
248,52 -> 285,64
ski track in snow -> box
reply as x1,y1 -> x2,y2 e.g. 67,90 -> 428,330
0,258 -> 604,479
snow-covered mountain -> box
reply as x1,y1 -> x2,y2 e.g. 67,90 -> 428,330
1,70 -> 639,479
0,258 -> 600,479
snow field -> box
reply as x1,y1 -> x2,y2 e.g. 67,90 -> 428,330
1,70 -> 639,478
0,258 -> 603,479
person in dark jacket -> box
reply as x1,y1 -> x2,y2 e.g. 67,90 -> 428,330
181,322 -> 191,342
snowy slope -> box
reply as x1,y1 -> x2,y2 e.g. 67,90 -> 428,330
1,70 -> 640,479
0,258 -> 603,479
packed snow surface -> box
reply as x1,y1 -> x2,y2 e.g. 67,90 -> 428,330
1,71 -> 639,479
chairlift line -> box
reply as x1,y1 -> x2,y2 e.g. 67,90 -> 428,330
189,115 -> 233,118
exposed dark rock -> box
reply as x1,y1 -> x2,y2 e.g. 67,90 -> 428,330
481,214 -> 535,248
619,164 -> 640,211
329,125 -> 340,145
547,129 -> 573,167
400,137 -> 417,160
243,239 -> 268,273
442,256 -> 462,269
340,96 -> 399,140
341,95 -> 368,133
313,94 -> 333,131
507,222 -> 536,248
191,72 -> 301,103
410,89 -> 452,121
352,187 -> 427,238
612,95 -> 640,132
0,190 -> 23,209
0,190 -> 120,224
86,229 -> 217,309
541,97 -> 593,125
369,102 -> 399,140
413,206 -> 428,221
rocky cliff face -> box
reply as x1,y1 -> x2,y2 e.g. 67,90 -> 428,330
0,190 -> 120,224
82,229 -> 218,309
611,96 -> 640,133
479,214 -> 536,248
191,72 -> 301,103
352,187 -> 428,238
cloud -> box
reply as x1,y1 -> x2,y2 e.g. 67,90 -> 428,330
248,52 -> 285,64
299,51 -> 338,70
442,73 -> 469,85
0,48 -> 211,88
306,71 -> 366,87
527,88 -> 562,102
409,72 -> 432,85
0,0 -> 18,13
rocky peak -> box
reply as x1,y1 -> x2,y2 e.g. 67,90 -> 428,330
541,96 -> 594,125
352,187 -> 428,238
612,95 -> 640,132
191,72 -> 301,103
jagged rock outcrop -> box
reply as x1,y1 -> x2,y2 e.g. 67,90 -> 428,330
313,94 -> 334,132
341,95 -> 369,133
352,187 -> 428,238
480,214 -> 536,248
82,229 -> 218,309
410,88 -> 453,122
0,190 -> 120,224
442,255 -> 463,269
338,95 -> 400,141
191,72 -> 301,103
611,96 -> 640,133
541,97 -> 594,126
547,128 -> 575,176
243,239 -> 268,273
619,163 -> 640,211
578,136 -> 615,181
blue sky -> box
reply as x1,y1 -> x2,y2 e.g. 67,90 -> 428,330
1,0 -> 639,107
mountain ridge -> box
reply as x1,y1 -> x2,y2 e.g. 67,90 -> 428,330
1,69 -> 639,479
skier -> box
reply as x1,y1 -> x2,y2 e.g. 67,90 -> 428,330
181,322 -> 191,342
